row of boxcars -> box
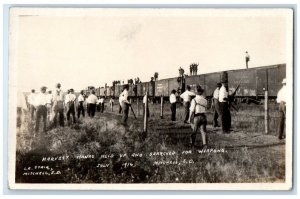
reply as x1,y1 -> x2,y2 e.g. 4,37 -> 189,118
91,64 -> 286,100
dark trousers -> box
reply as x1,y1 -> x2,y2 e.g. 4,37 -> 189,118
170,103 -> 176,121
122,102 -> 129,123
100,103 -> 104,113
278,102 -> 286,139
213,99 -> 221,127
53,101 -> 64,127
191,114 -> 207,146
87,103 -> 90,116
77,102 -> 85,118
35,105 -> 47,132
219,102 -> 230,132
89,103 -> 96,117
119,103 -> 123,114
30,105 -> 36,119
183,101 -> 190,122
143,103 -> 150,118
67,103 -> 76,124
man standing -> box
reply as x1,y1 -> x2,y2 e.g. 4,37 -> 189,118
189,85 -> 207,148
212,83 -> 222,128
180,85 -> 196,124
46,90 -> 53,122
118,88 -> 124,114
99,97 -> 105,113
52,83 -> 65,127
28,89 -> 36,120
169,89 -> 177,121
219,81 -> 230,133
35,86 -> 48,133
245,51 -> 250,69
65,88 -> 76,125
277,78 -> 286,140
77,90 -> 85,118
120,85 -> 130,124
109,97 -> 114,112
87,90 -> 98,117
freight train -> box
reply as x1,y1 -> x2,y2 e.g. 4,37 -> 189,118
89,63 -> 285,102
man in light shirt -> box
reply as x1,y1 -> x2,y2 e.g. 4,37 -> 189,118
219,81 -> 230,133
35,86 -> 48,133
120,85 -> 130,124
77,90 -> 85,118
52,83 -> 65,127
99,97 -> 105,113
180,85 -> 196,124
169,89 -> 177,121
212,83 -> 222,128
27,89 -> 36,120
189,85 -> 207,148
118,88 -> 124,114
46,90 -> 53,122
87,90 -> 98,117
65,88 -> 77,125
277,78 -> 286,140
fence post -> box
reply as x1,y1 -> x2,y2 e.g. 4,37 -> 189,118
144,92 -> 148,133
137,98 -> 139,117
160,95 -> 164,119
264,90 -> 269,134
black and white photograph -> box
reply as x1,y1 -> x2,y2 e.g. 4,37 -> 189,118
8,8 -> 293,190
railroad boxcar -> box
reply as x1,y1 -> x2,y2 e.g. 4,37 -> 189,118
106,87 -> 112,97
185,75 -> 205,94
155,77 -> 180,97
99,87 -> 106,96
203,72 -> 222,96
114,85 -> 121,97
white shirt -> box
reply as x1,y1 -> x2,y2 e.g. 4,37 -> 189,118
120,89 -> 129,104
169,93 -> 177,104
277,85 -> 286,103
219,85 -> 228,103
65,93 -> 76,104
34,92 -> 48,106
213,88 -> 220,100
78,94 -> 85,102
180,90 -> 195,102
27,93 -> 36,105
53,89 -> 64,102
190,95 -> 207,114
46,93 -> 53,104
87,94 -> 98,104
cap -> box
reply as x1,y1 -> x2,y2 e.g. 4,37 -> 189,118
41,86 -> 47,90
217,82 -> 222,87
56,83 -> 61,87
69,88 -> 74,92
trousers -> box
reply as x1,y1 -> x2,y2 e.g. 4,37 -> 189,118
219,102 -> 231,132
191,113 -> 207,146
77,101 -> 85,118
122,102 -> 129,123
170,103 -> 176,121
183,101 -> 190,122
35,105 -> 47,132
278,102 -> 286,139
213,99 -> 221,127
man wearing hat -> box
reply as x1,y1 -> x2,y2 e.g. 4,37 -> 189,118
219,81 -> 230,133
277,78 -> 286,139
180,85 -> 196,124
52,83 -> 65,127
189,85 -> 208,148
34,86 -> 48,133
120,84 -> 130,124
65,88 -> 76,125
212,83 -> 222,128
169,89 -> 177,121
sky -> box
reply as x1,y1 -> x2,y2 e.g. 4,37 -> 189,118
10,8 -> 292,92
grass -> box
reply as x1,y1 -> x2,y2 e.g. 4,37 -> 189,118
15,101 -> 285,183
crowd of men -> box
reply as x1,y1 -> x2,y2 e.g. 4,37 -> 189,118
20,77 -> 286,147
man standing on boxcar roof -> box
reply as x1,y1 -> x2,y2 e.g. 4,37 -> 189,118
52,83 -> 65,127
169,89 -> 177,122
219,81 -> 230,133
245,51 -> 250,69
277,78 -> 286,140
189,85 -> 207,148
28,89 -> 36,120
180,85 -> 195,124
120,85 -> 130,125
212,83 -> 222,128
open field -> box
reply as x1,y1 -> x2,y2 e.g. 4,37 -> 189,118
15,102 -> 285,183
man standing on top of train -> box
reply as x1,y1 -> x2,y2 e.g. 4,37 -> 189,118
28,89 -> 36,120
277,78 -> 286,140
219,81 -> 231,133
52,83 -> 65,127
180,85 -> 196,124
120,84 -> 130,125
77,90 -> 85,118
212,83 -> 222,128
245,51 -> 250,69
169,89 -> 177,122
189,85 -> 208,148
65,88 -> 76,125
